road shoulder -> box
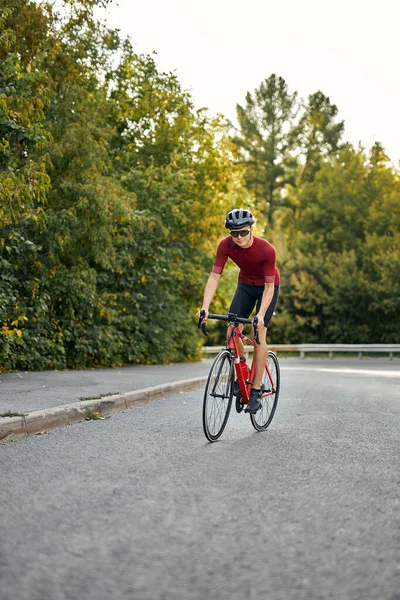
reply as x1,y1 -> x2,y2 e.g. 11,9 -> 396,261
0,377 -> 206,444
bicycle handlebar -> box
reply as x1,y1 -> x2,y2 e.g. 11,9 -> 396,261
197,311 -> 260,345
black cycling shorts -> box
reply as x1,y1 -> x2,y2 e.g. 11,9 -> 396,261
229,283 -> 280,327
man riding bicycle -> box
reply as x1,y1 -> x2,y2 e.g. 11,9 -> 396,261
197,208 -> 280,415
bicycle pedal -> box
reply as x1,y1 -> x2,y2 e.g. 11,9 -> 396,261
260,384 -> 271,393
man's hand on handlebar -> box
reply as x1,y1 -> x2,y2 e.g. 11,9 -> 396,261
196,308 -> 209,336
254,313 -> 266,331
196,308 -> 209,322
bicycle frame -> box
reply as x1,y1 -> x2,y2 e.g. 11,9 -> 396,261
200,311 -> 281,441
227,323 -> 276,405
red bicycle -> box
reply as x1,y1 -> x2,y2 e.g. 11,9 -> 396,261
198,311 -> 280,442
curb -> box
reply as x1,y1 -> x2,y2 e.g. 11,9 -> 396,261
0,376 -> 206,444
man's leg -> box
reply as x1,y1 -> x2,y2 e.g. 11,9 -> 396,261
228,283 -> 262,401
250,285 -> 279,394
252,324 -> 267,389
245,324 -> 267,414
228,284 -> 254,361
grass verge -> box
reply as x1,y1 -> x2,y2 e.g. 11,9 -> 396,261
0,411 -> 25,418
79,391 -> 121,401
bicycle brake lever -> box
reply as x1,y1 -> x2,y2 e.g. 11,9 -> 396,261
253,316 -> 260,345
197,309 -> 209,337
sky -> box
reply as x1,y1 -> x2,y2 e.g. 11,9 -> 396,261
97,0 -> 400,164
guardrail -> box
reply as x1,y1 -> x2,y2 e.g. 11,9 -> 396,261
201,344 -> 400,360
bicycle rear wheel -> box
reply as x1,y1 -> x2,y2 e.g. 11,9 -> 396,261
203,350 -> 234,442
250,351 -> 280,431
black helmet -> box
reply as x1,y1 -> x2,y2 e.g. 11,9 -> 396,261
225,208 -> 255,230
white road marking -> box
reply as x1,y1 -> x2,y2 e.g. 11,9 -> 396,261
280,366 -> 400,378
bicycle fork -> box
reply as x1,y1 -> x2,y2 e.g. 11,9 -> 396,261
210,354 -> 234,399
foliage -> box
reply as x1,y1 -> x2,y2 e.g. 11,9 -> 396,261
276,144 -> 400,344
233,74 -> 300,222
85,409 -> 110,420
0,0 -> 243,370
233,76 -> 345,226
0,410 -> 25,417
232,72 -> 398,346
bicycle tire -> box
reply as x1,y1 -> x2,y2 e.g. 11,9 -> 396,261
202,349 -> 234,442
250,351 -> 280,432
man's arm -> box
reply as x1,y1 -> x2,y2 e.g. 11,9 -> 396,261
197,272 -> 221,319
255,283 -> 274,328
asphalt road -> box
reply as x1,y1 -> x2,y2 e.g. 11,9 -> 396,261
1,360 -> 400,600
0,361 -> 211,414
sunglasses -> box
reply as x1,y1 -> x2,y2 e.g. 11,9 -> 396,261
230,229 -> 250,238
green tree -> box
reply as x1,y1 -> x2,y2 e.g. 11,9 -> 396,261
233,74 -> 300,223
106,44 -> 248,361
298,91 -> 344,183
276,143 -> 400,344
1,0 -> 249,370
0,1 -> 54,368
363,145 -> 400,342
294,145 -> 371,253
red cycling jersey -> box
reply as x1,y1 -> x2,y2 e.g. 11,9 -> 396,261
212,236 -> 280,286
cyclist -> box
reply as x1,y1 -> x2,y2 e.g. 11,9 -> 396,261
197,208 -> 280,414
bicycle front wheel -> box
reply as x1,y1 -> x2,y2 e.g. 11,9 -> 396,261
250,351 -> 280,432
203,350 -> 234,442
